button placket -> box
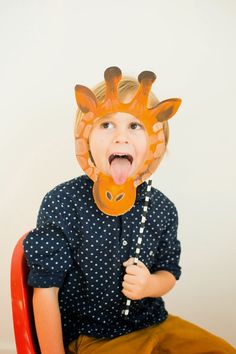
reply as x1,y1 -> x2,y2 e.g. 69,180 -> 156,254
120,215 -> 132,263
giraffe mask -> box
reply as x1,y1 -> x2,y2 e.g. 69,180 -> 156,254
74,66 -> 181,216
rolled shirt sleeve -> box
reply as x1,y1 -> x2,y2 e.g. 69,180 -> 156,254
154,203 -> 182,280
23,225 -> 73,287
23,191 -> 73,288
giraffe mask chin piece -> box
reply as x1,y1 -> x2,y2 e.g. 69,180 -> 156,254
74,66 -> 182,216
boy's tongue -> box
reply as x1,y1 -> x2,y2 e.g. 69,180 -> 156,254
110,157 -> 132,185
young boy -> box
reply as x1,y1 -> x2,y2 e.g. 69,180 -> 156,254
23,67 -> 236,354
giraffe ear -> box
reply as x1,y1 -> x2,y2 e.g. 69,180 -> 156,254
75,85 -> 97,113
153,98 -> 182,122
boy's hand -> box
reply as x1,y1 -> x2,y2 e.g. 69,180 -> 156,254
122,257 -> 152,300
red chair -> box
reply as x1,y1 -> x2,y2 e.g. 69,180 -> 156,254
10,233 -> 40,354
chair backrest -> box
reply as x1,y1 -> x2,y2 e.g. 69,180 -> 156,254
11,233 -> 40,354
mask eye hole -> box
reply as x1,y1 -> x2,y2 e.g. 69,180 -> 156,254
115,193 -> 124,202
106,191 -> 112,200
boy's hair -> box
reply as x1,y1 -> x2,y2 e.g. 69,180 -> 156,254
75,75 -> 170,148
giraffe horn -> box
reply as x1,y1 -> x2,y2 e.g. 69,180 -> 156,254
104,66 -> 122,101
129,71 -> 156,114
75,85 -> 97,113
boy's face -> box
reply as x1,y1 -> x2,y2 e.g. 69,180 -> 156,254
89,112 -> 148,185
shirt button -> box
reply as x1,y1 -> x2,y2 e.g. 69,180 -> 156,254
149,250 -> 154,256
122,240 -> 128,246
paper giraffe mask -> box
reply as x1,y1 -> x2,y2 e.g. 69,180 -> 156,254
74,66 -> 181,216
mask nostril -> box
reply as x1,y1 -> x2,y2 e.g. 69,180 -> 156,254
115,193 -> 124,202
106,191 -> 112,200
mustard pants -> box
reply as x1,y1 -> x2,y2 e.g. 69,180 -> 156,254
67,315 -> 236,354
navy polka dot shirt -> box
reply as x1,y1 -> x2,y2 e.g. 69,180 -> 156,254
23,174 -> 181,347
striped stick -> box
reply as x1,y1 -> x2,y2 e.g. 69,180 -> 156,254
122,179 -> 153,316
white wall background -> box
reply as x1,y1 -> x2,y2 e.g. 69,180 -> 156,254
1,0 -> 235,352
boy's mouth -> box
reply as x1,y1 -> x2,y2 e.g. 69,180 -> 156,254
108,153 -> 134,185
108,153 -> 133,165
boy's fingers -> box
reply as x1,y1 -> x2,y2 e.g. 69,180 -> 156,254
123,257 -> 147,269
124,274 -> 136,284
125,265 -> 141,275
121,288 -> 134,300
123,257 -> 134,266
122,281 -> 134,292
136,260 -> 146,268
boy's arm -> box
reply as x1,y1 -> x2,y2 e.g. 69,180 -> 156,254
123,203 -> 181,300
33,287 -> 65,354
145,269 -> 176,298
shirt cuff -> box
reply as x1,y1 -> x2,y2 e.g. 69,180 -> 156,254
27,269 -> 66,288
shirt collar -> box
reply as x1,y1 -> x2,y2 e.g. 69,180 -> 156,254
136,180 -> 149,201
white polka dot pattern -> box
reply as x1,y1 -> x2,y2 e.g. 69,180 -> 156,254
23,174 -> 181,346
